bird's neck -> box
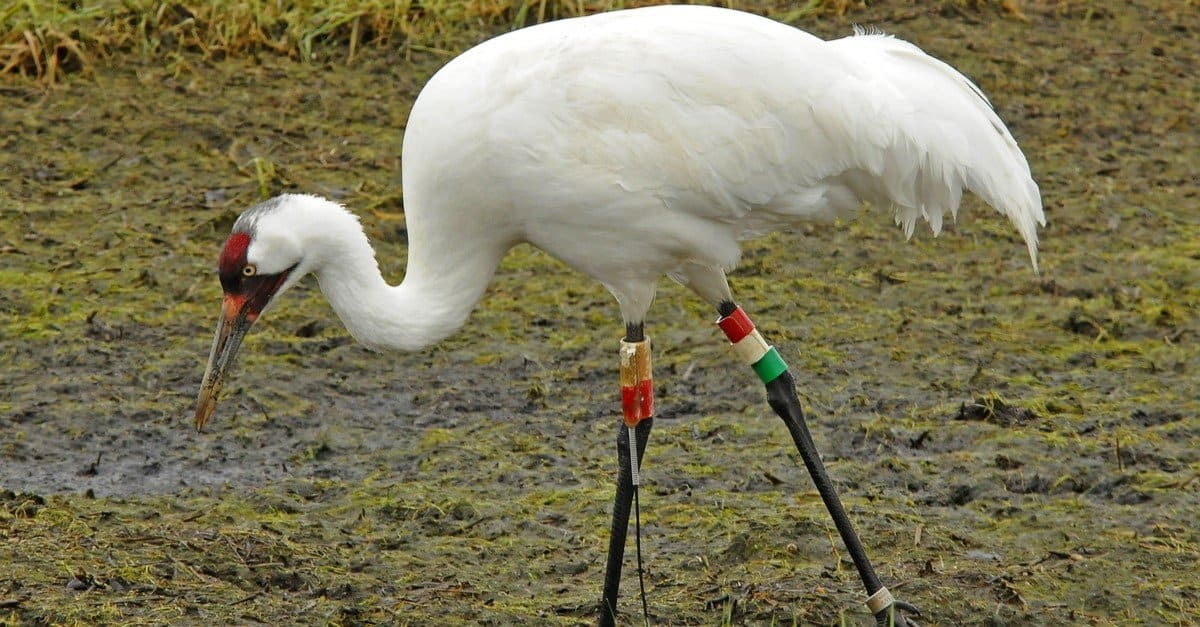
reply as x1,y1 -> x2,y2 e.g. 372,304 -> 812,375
308,204 -> 505,352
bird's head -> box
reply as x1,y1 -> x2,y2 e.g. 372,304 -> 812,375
194,197 -> 313,431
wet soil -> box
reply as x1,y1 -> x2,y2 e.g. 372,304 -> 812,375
1,2 -> 1198,625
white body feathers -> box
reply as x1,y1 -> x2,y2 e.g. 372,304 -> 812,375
248,6 -> 1044,351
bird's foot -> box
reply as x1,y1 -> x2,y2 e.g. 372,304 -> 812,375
873,599 -> 921,627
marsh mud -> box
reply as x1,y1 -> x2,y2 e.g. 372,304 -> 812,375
1,2 -> 1197,625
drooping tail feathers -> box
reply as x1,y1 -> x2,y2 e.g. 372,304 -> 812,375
830,29 -> 1045,271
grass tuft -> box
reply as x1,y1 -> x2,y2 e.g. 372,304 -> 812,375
0,0 -> 1033,83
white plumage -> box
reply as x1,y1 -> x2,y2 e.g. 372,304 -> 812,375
196,3 -> 1044,422
397,5 -> 1042,330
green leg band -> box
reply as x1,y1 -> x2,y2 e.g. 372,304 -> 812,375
751,346 -> 788,384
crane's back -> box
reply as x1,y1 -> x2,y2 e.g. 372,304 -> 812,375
399,5 -> 1043,283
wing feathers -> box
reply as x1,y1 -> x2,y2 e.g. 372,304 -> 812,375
430,7 -> 1044,272
827,32 -> 1045,269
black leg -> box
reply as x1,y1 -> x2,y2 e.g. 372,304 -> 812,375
716,301 -> 917,626
600,418 -> 652,627
766,371 -> 918,626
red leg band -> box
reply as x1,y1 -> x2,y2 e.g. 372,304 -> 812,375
637,379 -> 654,421
619,339 -> 654,426
620,380 -> 654,426
718,306 -> 755,343
621,385 -> 640,424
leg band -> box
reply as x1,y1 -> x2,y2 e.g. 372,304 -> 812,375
619,339 -> 653,426
866,586 -> 895,614
717,306 -> 788,384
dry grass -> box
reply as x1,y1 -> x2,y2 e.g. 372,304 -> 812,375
0,0 -> 1045,83
0,1 -> 727,82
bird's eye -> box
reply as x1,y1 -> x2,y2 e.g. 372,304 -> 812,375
242,264 -> 257,277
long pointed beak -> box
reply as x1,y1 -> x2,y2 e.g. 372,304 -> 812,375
194,294 -> 256,432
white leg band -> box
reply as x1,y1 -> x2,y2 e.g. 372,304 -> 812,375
866,586 -> 895,614
731,329 -> 770,365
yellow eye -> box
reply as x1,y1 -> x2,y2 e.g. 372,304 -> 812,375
242,264 -> 257,277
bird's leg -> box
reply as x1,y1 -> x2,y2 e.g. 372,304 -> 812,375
716,301 -> 919,627
600,323 -> 654,627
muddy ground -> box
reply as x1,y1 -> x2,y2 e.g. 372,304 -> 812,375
1,1 -> 1197,625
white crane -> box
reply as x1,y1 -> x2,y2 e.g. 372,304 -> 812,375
193,6 -> 1043,625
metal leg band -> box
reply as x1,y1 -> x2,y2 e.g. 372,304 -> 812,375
866,586 -> 895,614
